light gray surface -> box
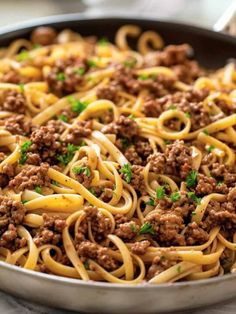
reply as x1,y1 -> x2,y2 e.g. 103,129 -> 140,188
0,0 -> 236,313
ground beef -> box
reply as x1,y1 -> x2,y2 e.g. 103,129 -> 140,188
0,90 -> 26,114
147,140 -> 192,179
31,26 -> 57,46
45,57 -> 87,96
1,71 -> 21,84
210,163 -> 236,188
91,183 -> 114,202
0,196 -> 26,249
33,214 -> 66,246
46,119 -> 66,134
65,121 -> 93,145
129,165 -> 146,195
142,98 -> 163,118
77,240 -> 118,271
4,114 -> 33,136
124,146 -> 143,165
195,174 -> 217,196
29,125 -> 61,163
145,211 -> 186,246
184,222 -> 209,245
134,138 -> 153,165
74,163 -> 94,189
0,163 -> 16,188
9,163 -> 50,192
115,220 -> 139,240
102,115 -> 139,139
147,255 -> 178,280
96,85 -> 119,103
131,240 -> 150,255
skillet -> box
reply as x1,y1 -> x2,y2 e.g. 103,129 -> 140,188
0,14 -> 236,314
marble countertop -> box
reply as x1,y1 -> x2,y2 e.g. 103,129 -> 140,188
1,0 -> 236,313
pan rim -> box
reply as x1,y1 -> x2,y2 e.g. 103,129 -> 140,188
0,13 -> 236,290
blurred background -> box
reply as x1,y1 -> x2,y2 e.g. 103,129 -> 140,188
0,0 -> 235,31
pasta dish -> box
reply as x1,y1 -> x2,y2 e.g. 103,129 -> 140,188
0,25 -> 236,284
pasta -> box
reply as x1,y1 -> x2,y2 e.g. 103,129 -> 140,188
0,25 -> 236,284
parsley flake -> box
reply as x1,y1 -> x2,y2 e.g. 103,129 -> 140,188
73,166 -> 91,177
130,224 -> 137,232
177,265 -> 181,273
146,198 -> 155,206
119,163 -> 132,183
58,114 -> 68,122
187,192 -> 201,205
35,186 -> 42,194
57,143 -> 79,165
87,59 -> 97,68
139,222 -> 155,235
19,140 -> 32,164
156,186 -> 165,199
98,37 -> 109,46
207,145 -> 215,153
21,200 -> 29,204
19,83 -> 25,93
68,96 -> 88,114
185,112 -> 191,118
170,191 -> 181,202
168,105 -> 177,110
138,74 -> 149,80
51,180 -> 59,186
186,170 -> 198,188
191,211 -> 196,216
56,72 -> 65,81
16,50 -> 30,62
123,59 -> 136,68
203,129 -> 209,135
73,67 -> 85,76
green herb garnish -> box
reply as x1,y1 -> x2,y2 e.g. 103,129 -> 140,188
186,170 -> 198,188
139,222 -> 155,235
164,140 -> 171,145
57,143 -> 79,165
121,138 -> 130,149
185,112 -> 191,118
73,67 -> 85,76
58,114 -> 68,122
217,181 -> 223,186
98,37 -> 109,46
73,166 -> 91,177
156,186 -> 165,200
87,59 -> 97,68
51,180 -> 59,186
119,163 -> 132,183
130,224 -> 137,232
187,192 -> 201,205
19,140 -> 32,164
168,105 -> 177,110
191,211 -> 196,216
16,50 -> 30,62
207,145 -> 215,153
19,83 -> 25,93
68,96 -> 88,114
89,187 -> 97,196
170,191 -> 181,202
203,129 -> 209,135
138,74 -> 149,80
123,59 -> 136,68
128,114 -> 135,119
177,265 -> 181,273
146,198 -> 155,206
56,72 -> 65,81
35,186 -> 42,194
21,200 -> 29,204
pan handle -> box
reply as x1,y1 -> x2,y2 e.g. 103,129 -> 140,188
213,0 -> 236,35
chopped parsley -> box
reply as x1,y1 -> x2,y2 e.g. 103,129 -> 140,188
177,265 -> 181,274
33,43 -> 42,49
98,37 -> 109,46
191,211 -> 196,216
51,180 -> 59,186
185,112 -> 191,118
121,138 -> 130,149
170,191 -> 181,202
146,198 -> 155,206
217,181 -> 223,186
187,192 -> 201,205
123,59 -> 136,68
164,140 -> 171,145
19,140 -> 32,164
119,163 -> 132,183
168,105 -> 177,110
139,222 -> 155,235
68,96 -> 88,114
89,187 -> 97,196
35,186 -> 42,194
73,67 -> 86,76
19,83 -> 25,93
56,72 -> 65,81
73,166 -> 91,177
128,114 -> 135,119
58,114 -> 68,122
57,143 -> 79,165
186,170 -> 198,188
206,145 -> 215,153
130,224 -> 137,232
16,50 -> 30,62
83,260 -> 89,270
203,129 -> 209,135
138,74 -> 149,80
21,200 -> 29,204
87,59 -> 97,68
156,186 -> 166,199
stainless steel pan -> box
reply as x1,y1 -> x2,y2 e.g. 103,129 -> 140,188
0,13 -> 236,314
